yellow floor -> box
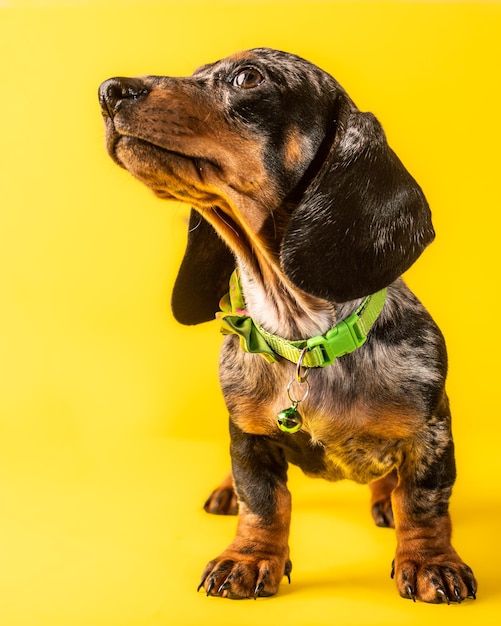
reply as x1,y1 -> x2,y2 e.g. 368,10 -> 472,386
0,436 -> 497,626
1,1 -> 500,624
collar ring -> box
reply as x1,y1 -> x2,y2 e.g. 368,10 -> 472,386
296,346 -> 311,383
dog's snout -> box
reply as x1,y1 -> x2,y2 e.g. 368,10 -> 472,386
99,77 -> 149,118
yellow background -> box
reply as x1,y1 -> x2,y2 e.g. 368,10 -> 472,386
1,1 -> 500,624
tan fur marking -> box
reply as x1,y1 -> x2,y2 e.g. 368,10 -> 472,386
284,128 -> 303,170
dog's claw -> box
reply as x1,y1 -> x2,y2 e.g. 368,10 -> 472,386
284,560 -> 293,584
436,587 -> 450,605
254,581 -> 265,599
217,580 -> 231,596
453,586 -> 462,604
405,584 -> 416,602
390,560 -> 395,579
205,578 -> 215,597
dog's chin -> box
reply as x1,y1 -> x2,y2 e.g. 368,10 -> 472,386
111,135 -> 217,203
104,127 -> 127,169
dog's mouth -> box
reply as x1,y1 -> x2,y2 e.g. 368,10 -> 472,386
108,129 -> 223,198
107,129 -> 248,244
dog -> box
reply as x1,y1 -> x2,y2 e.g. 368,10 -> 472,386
99,48 -> 477,603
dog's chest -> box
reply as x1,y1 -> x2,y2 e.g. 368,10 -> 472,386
274,425 -> 400,484
220,337 -> 409,484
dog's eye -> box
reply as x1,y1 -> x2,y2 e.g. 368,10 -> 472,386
232,68 -> 265,89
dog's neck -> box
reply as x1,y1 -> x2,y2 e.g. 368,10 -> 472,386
236,260 -> 340,341
203,201 -> 364,340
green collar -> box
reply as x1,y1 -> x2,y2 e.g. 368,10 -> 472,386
217,271 -> 386,367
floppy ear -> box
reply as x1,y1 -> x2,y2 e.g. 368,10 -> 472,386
280,97 -> 435,302
171,209 -> 235,325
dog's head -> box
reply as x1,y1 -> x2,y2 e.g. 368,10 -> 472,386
99,48 -> 434,324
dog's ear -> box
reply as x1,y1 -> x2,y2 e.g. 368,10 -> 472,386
280,97 -> 435,302
171,209 -> 235,325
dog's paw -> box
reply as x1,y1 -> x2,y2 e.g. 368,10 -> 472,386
392,555 -> 477,603
369,471 -> 397,528
203,486 -> 238,515
371,498 -> 395,528
203,474 -> 238,515
198,553 -> 292,599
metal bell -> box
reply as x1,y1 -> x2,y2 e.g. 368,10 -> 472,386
277,404 -> 302,433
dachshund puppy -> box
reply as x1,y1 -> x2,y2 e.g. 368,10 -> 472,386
99,48 -> 477,603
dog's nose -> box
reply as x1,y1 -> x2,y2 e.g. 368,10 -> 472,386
99,77 -> 150,118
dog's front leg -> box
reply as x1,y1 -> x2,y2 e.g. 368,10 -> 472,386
391,437 -> 477,603
199,420 -> 292,599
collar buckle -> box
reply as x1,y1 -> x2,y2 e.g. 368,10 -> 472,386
306,313 -> 367,367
